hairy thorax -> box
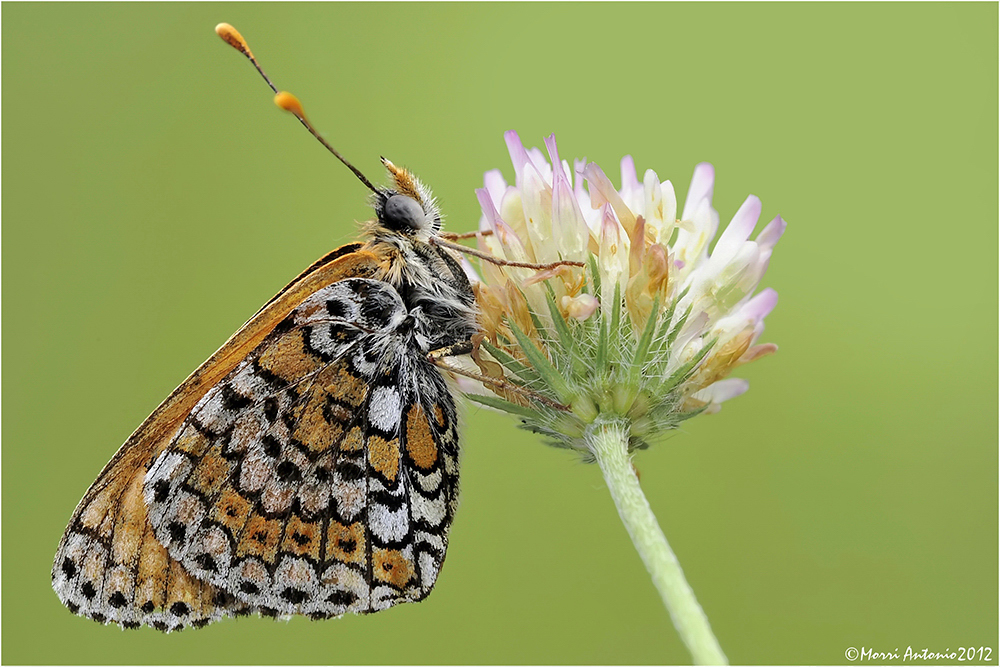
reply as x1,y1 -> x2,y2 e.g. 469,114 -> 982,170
365,234 -> 479,352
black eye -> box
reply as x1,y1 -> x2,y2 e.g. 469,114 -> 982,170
383,194 -> 426,230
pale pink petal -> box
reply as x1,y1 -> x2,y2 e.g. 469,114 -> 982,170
543,135 -> 562,179
712,195 -> 761,264
504,130 -> 531,185
619,155 -> 642,209
756,215 -> 787,251
476,187 -> 503,234
750,223 -> 781,290
740,343 -> 778,364
460,256 -> 481,283
742,288 -> 778,322
478,213 -> 492,235
544,137 -> 573,204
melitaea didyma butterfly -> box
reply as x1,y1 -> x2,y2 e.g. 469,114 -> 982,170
51,23 -> 578,632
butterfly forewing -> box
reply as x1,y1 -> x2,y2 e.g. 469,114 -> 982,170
142,278 -> 459,621
51,256 -> 376,630
52,465 -> 248,631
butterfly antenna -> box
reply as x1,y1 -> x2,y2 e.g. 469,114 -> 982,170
215,23 -> 379,195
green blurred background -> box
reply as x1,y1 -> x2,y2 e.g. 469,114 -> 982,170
3,3 -> 997,665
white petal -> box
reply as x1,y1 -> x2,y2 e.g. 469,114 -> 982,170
525,145 -> 553,184
694,378 -> 749,404
641,169 -> 665,244
499,186 -> 529,252
483,169 -> 508,206
658,177 -> 679,247
562,294 -> 599,320
573,158 -> 589,206
584,162 -> 637,239
720,242 -> 762,298
674,196 -> 719,281
598,204 -> 629,318
681,162 -> 715,221
519,162 -> 553,259
712,195 -> 761,266
551,171 -> 588,260
545,135 -> 587,260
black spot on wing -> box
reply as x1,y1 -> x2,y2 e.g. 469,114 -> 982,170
275,460 -> 302,483
326,298 -> 349,319
220,385 -> 253,411
281,588 -> 309,604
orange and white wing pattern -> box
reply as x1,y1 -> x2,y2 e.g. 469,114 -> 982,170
52,276 -> 461,631
52,467 -> 249,631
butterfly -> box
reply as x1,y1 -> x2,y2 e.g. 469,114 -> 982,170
50,23 -> 485,632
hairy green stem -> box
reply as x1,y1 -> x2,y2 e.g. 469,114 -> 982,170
587,418 -> 728,666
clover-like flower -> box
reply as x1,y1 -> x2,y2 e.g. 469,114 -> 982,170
468,131 -> 785,665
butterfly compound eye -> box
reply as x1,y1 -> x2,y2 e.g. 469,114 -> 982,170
383,194 -> 426,230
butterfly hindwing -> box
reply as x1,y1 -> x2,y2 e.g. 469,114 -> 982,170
363,339 -> 460,610
143,277 -> 460,620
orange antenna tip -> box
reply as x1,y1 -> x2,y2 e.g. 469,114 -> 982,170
215,23 -> 253,58
218,27 -> 378,194
274,91 -> 305,118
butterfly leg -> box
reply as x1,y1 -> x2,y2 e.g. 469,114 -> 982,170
427,339 -> 569,412
438,230 -> 493,241
430,236 -> 584,271
426,339 -> 475,359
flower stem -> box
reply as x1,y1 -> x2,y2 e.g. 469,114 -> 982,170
587,418 -> 728,666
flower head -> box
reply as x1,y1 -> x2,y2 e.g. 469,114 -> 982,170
469,131 -> 785,458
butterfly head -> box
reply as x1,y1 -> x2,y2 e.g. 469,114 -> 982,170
371,158 -> 442,239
